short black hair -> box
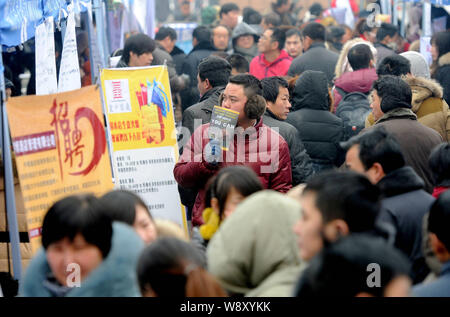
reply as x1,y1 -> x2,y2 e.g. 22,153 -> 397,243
243,7 -> 262,25
348,43 -> 374,71
220,3 -> 239,18
137,237 -> 206,296
355,18 -> 374,36
428,191 -> 450,251
341,127 -> 406,174
376,23 -> 398,42
372,75 -> 412,112
309,3 -> 323,16
275,0 -> 290,8
302,22 -> 326,42
155,27 -> 177,41
229,73 -> 263,98
99,190 -> 152,226
263,12 -> 281,27
429,142 -> 450,187
193,25 -> 212,43
226,53 -> 250,73
261,76 -> 288,103
431,30 -> 450,58
122,33 -> 156,64
326,25 -> 345,43
198,56 -> 232,88
206,165 -> 263,219
295,234 -> 411,297
286,28 -> 301,39
377,54 -> 411,76
42,194 -> 113,258
269,28 -> 286,51
303,170 -> 381,234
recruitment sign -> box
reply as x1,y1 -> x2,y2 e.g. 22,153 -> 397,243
101,66 -> 187,233
6,85 -> 114,252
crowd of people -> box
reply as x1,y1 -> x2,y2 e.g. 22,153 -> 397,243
2,0 -> 450,298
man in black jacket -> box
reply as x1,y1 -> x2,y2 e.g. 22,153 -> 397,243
342,127 -> 435,284
155,26 -> 187,75
288,22 -> 339,85
180,26 -> 217,111
181,56 -> 232,136
261,76 -> 313,185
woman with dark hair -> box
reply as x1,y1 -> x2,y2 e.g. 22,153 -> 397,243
137,237 -> 227,297
100,190 -> 157,244
353,18 -> 376,43
431,31 -> 450,106
429,142 -> 450,198
198,165 -> 263,243
19,194 -> 144,296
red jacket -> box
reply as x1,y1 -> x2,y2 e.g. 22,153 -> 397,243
174,119 -> 292,226
249,50 -> 292,80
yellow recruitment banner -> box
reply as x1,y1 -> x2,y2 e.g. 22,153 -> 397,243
100,66 -> 187,234
6,85 -> 114,252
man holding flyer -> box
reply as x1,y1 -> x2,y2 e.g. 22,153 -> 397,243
174,74 -> 292,226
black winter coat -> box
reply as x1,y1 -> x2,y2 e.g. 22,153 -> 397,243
180,41 -> 217,111
377,166 -> 436,284
263,110 -> 314,185
434,52 -> 450,107
286,71 -> 344,173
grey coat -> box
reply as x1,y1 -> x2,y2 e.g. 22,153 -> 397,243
375,43 -> 396,68
369,108 -> 443,193
288,43 -> 339,85
181,86 -> 224,136
263,110 -> 314,185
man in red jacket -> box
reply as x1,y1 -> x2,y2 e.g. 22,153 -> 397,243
174,74 -> 292,226
250,28 -> 292,79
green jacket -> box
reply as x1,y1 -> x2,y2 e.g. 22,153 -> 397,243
207,191 -> 306,297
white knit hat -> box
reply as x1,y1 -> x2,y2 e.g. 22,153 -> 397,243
400,51 -> 431,79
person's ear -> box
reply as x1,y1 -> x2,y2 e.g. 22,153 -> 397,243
204,78 -> 211,90
323,219 -> 349,242
429,233 -> 449,260
369,59 -> 375,68
371,162 -> 386,183
218,93 -> 224,106
211,197 -> 220,215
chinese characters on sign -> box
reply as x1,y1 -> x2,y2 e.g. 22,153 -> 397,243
7,85 -> 114,252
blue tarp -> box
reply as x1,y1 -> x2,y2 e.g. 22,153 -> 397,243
0,0 -> 90,47
404,0 -> 449,5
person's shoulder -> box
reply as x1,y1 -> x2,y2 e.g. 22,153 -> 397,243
412,275 -> 450,297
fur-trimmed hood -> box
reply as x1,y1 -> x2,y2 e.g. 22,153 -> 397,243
404,76 -> 444,112
438,52 -> 450,67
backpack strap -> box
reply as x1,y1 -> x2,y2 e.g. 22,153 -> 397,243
335,86 -> 348,99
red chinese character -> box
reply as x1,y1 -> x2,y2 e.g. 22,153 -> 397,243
112,81 -> 122,100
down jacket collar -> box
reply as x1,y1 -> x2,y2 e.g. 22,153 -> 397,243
376,107 -> 417,124
438,52 -> 450,67
405,76 -> 445,113
291,70 -> 330,111
378,166 -> 425,198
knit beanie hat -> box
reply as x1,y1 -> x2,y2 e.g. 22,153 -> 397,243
400,51 -> 431,79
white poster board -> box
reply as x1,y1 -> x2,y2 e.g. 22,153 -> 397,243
35,17 -> 58,95
58,8 -> 81,93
